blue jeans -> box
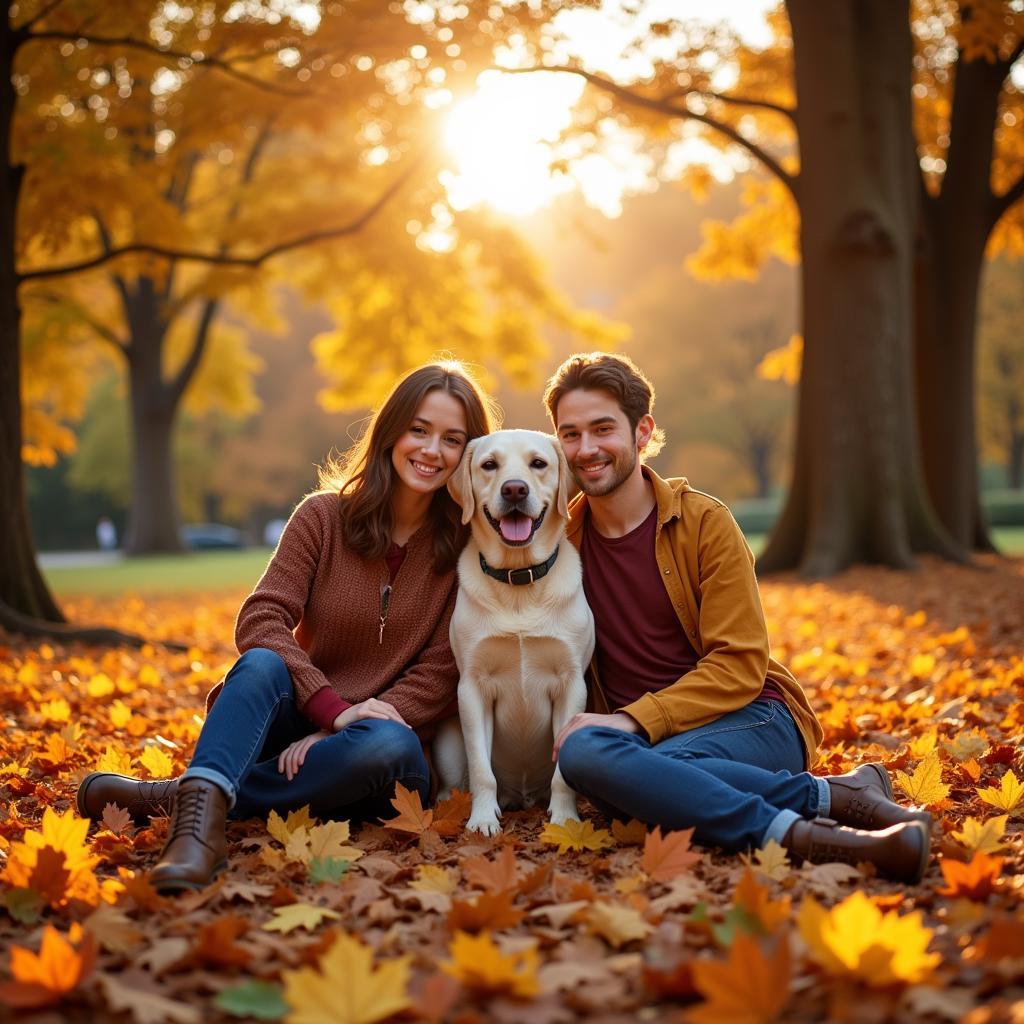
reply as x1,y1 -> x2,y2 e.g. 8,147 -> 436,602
557,700 -> 829,851
182,648 -> 430,822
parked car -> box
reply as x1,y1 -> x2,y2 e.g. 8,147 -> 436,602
180,524 -> 244,550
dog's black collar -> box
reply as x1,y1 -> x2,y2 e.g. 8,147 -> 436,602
479,546 -> 559,586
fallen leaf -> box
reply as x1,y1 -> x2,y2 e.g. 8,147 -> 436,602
263,903 -> 342,934
138,745 -> 174,779
952,814 -> 1007,856
409,864 -> 458,895
382,781 -> 433,834
893,753 -> 950,806
640,826 -> 701,881
798,892 -> 939,985
99,972 -> 202,1024
0,924 -> 97,1009
527,900 -> 590,929
267,806 -> 315,846
687,933 -> 791,1024
101,803 -> 135,835
432,789 -> 471,836
741,839 -> 791,882
192,914 -> 252,968
582,901 -> 653,948
611,819 -> 648,846
83,902 -> 144,954
448,888 -> 526,932
215,979 -> 289,1021
281,931 -> 411,1024
937,852 -> 1004,901
463,844 -> 521,892
539,819 -> 614,853
732,869 -> 791,933
977,770 -> 1024,815
442,930 -> 539,998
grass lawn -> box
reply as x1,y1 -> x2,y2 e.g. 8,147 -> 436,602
43,548 -> 274,597
40,528 -> 1023,599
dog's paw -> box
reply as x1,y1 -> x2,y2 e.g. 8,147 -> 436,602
436,787 -> 453,803
547,801 -> 580,826
467,805 -> 502,836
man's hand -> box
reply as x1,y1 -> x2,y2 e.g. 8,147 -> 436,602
332,698 -> 408,733
552,711 -> 642,762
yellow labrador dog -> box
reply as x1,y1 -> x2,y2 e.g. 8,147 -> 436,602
434,429 -> 595,835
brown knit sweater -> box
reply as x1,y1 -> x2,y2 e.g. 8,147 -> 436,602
221,491 -> 459,735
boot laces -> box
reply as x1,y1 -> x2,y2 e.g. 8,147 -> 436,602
169,786 -> 208,842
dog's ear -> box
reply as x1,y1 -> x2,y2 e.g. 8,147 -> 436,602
448,439 -> 476,525
554,437 -> 572,520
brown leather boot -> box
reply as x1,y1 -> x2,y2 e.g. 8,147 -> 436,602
782,817 -> 931,884
149,779 -> 228,893
77,773 -> 178,824
825,762 -> 932,831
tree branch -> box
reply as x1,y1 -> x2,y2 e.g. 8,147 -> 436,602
24,290 -> 129,353
20,31 -> 303,96
502,65 -> 798,202
20,156 -> 423,283
168,297 -> 219,405
704,90 -> 796,122
16,0 -> 68,31
991,170 -> 1024,228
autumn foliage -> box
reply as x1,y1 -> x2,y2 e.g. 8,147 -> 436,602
0,556 -> 1022,1022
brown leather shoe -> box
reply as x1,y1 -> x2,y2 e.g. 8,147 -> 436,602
782,817 -> 930,884
77,773 -> 178,824
149,779 -> 228,893
825,762 -> 932,831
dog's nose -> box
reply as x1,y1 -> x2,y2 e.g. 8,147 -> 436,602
501,479 -> 529,503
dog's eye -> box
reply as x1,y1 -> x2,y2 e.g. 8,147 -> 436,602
530,458 -> 548,470
481,459 -> 498,471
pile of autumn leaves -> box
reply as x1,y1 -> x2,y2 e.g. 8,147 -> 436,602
0,560 -> 1022,1024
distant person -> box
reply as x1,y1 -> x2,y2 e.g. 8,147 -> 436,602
96,517 -> 117,552
77,362 -> 498,892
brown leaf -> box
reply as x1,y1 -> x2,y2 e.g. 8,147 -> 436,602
101,802 -> 134,836
432,789 -> 471,836
462,843 -> 521,893
448,889 -> 526,933
99,971 -> 201,1024
640,827 -> 701,882
190,914 -> 251,968
84,903 -> 144,955
383,781 -> 433,834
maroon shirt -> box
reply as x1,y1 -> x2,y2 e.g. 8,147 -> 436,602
580,506 -> 785,714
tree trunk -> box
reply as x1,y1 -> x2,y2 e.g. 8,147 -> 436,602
915,52 -> 1005,551
762,0 -> 963,576
0,21 -> 64,622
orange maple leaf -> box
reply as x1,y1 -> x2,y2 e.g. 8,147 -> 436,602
462,844 -> 520,893
0,925 -> 97,1009
441,931 -> 539,998
937,853 -> 1004,901
640,827 -> 701,881
383,782 -> 433,834
432,789 -> 471,836
733,869 -> 791,933
191,914 -> 252,968
687,933 -> 791,1024
448,889 -> 525,933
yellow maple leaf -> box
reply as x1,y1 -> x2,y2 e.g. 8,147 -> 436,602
284,821 -> 362,866
267,806 -> 316,846
942,728 -> 989,762
263,903 -> 341,935
86,674 -> 115,698
138,746 -> 174,779
410,865 -> 458,895
441,931 -> 539,998
952,815 -> 1007,856
893,753 -> 949,806
2,808 -> 101,907
740,839 -> 791,882
687,933 -> 791,1024
282,931 -> 411,1024
978,771 -> 1024,815
539,819 -> 613,854
38,698 -> 71,723
798,892 -> 939,986
909,653 -> 936,678
108,701 -> 133,730
583,901 -> 653,948
94,745 -> 133,776
907,730 -> 938,759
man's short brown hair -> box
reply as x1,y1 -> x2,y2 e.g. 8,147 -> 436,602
544,351 -> 666,459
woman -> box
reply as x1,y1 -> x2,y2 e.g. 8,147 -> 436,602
77,361 -> 499,892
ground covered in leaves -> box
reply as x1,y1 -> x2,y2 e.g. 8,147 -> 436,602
1,556 -> 1022,1023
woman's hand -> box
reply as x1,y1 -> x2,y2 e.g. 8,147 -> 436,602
332,698 -> 409,733
552,711 -> 642,762
277,731 -> 330,781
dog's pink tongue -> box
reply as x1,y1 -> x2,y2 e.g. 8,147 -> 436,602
500,513 -> 532,542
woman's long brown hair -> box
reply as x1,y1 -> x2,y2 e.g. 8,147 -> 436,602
319,362 -> 499,574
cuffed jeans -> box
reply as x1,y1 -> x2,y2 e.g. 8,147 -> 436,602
181,648 -> 430,822
558,700 -> 829,851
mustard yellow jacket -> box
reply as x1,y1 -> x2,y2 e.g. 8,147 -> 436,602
567,467 -> 823,768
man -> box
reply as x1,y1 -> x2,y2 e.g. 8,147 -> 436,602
544,352 -> 931,883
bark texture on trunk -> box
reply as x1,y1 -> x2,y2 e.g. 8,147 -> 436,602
915,54 -> 1007,551
762,0 -> 962,576
0,22 -> 64,622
